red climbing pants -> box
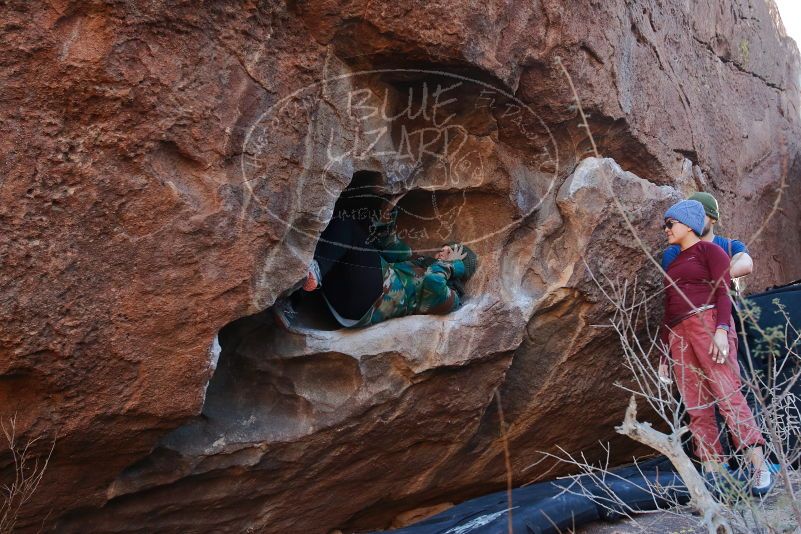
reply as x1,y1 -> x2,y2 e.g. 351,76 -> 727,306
668,309 -> 764,461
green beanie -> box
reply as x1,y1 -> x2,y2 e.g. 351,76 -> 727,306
449,243 -> 478,280
688,192 -> 719,220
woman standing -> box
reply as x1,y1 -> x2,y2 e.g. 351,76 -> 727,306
658,199 -> 772,496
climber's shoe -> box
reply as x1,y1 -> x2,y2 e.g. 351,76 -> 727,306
303,259 -> 322,292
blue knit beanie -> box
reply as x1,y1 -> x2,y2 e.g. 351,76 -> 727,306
664,199 -> 705,236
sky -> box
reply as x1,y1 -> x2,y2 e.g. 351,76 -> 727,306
775,0 -> 801,49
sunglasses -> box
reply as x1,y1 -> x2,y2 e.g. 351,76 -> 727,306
663,219 -> 681,230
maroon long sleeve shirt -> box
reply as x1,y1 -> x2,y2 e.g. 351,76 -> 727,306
661,240 -> 732,344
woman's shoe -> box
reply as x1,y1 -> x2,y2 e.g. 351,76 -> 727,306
731,465 -> 775,498
750,466 -> 774,497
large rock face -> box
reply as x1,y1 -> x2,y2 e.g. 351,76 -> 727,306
0,1 -> 799,532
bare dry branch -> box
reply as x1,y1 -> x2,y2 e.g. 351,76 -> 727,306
0,416 -> 56,534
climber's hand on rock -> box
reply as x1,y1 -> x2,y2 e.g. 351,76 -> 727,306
436,244 -> 467,262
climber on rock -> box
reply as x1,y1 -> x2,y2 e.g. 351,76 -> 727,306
275,192 -> 478,328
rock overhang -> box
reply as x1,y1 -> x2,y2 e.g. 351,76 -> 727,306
1,1 -> 800,532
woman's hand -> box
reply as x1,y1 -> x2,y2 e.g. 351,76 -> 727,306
708,329 -> 730,364
658,362 -> 672,384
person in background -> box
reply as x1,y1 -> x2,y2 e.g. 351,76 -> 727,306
657,199 -> 772,496
661,191 -> 752,283
661,191 -> 756,459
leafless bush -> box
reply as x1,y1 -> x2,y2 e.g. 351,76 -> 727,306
541,272 -> 801,534
0,416 -> 55,534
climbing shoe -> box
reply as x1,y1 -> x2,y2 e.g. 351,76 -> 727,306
749,466 -> 775,498
303,259 -> 322,291
727,464 -> 775,498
